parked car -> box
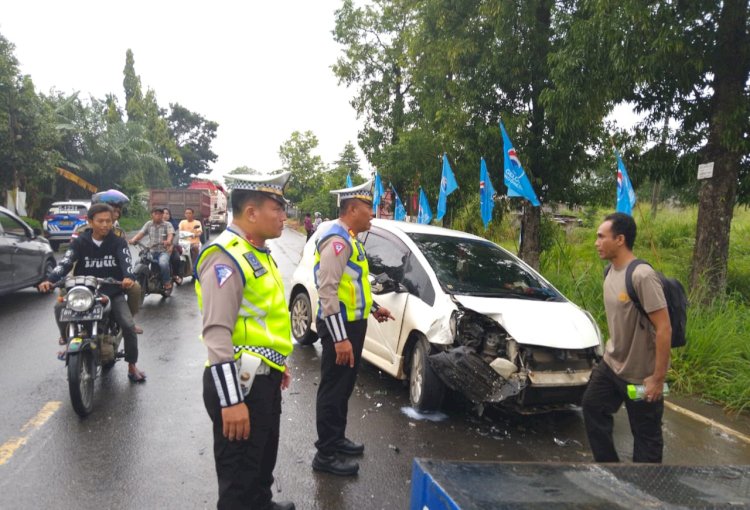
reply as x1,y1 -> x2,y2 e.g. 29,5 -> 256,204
289,219 -> 603,412
43,200 -> 90,250
0,206 -> 56,296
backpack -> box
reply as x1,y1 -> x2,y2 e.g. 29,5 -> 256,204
604,259 -> 688,348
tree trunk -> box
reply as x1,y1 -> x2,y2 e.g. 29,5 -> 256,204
689,0 -> 748,303
519,205 -> 541,270
650,179 -> 661,220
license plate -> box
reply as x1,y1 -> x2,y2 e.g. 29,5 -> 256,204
58,220 -> 73,226
60,305 -> 104,322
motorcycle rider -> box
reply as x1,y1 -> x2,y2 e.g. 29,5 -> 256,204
73,190 -> 144,334
39,203 -> 146,382
129,207 -> 175,292
178,207 -> 202,262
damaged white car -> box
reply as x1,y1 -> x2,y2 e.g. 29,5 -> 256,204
289,219 -> 603,412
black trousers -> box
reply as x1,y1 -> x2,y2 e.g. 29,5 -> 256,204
315,318 -> 367,454
203,367 -> 282,510
54,294 -> 139,363
582,361 -> 664,463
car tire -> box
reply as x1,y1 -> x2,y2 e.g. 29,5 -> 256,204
290,291 -> 318,346
409,337 -> 444,412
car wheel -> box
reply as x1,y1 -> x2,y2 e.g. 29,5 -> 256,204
290,291 -> 318,345
409,337 -> 444,412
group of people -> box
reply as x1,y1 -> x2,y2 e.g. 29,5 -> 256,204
303,211 -> 323,241
129,206 -> 203,290
38,193 -> 206,383
196,175 -> 392,509
38,176 -> 671,509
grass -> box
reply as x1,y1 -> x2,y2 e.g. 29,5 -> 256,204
481,204 -> 750,413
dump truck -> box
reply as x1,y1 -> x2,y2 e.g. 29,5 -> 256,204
148,188 -> 211,243
188,179 -> 228,232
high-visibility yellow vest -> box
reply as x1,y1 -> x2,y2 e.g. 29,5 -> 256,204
314,223 -> 373,321
195,229 -> 292,371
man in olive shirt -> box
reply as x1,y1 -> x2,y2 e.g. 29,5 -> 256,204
583,212 -> 672,463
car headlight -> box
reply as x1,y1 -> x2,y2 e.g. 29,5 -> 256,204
67,287 -> 95,312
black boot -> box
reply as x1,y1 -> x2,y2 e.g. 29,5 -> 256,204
312,452 -> 359,476
333,437 -> 364,455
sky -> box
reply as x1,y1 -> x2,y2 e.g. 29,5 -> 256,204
1,0 -> 365,179
1,1 -> 641,184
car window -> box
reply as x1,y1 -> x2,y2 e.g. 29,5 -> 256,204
0,212 -> 28,237
363,230 -> 435,305
408,233 -> 563,301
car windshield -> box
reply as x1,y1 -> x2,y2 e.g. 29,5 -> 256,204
408,233 -> 563,301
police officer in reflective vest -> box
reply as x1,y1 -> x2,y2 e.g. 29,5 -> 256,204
312,180 -> 394,476
195,172 -> 295,510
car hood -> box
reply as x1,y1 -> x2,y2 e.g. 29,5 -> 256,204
453,295 -> 600,350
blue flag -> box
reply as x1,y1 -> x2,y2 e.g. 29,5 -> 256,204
436,153 -> 459,220
499,120 -> 541,207
417,187 -> 433,224
615,149 -> 636,216
346,171 -> 353,188
392,185 -> 406,221
480,158 -> 496,230
373,172 -> 385,214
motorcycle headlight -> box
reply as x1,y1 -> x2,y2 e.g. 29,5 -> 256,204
67,286 -> 95,312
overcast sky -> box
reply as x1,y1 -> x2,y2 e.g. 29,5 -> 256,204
2,1 -> 639,183
1,0 -> 364,178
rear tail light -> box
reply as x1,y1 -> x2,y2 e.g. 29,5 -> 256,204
44,215 -> 53,221
77,215 -> 87,221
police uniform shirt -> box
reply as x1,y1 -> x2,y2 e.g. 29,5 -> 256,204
198,223 -> 253,366
316,219 -> 355,320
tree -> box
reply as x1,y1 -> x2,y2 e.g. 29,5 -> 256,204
123,49 -> 145,123
278,131 -> 327,204
0,33 -> 59,215
167,103 -> 219,186
550,0 -> 750,301
227,166 -> 260,176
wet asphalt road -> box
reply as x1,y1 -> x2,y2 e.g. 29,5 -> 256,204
0,227 -> 749,510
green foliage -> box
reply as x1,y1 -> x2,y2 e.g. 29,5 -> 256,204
167,103 -> 218,186
0,34 -> 218,221
278,131 -> 327,205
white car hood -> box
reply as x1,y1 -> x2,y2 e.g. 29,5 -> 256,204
453,295 -> 599,350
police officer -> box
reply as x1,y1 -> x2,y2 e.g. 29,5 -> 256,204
195,172 -> 295,510
312,180 -> 394,476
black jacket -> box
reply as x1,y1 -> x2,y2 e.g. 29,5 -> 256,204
48,230 -> 135,296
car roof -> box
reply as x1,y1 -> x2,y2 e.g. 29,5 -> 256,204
52,200 -> 90,207
371,218 -> 488,242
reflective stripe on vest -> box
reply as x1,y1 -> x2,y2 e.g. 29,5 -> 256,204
195,229 -> 293,371
313,223 -> 373,321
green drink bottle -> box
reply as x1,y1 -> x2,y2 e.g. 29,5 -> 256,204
627,382 -> 669,400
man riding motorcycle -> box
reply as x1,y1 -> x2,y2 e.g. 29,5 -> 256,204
39,203 -> 146,382
129,207 -> 175,292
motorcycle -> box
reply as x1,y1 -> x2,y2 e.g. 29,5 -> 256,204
133,243 -> 173,299
176,229 -> 201,281
57,275 -> 125,417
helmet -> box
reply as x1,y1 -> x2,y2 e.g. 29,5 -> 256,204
92,189 -> 130,207
314,212 -> 321,217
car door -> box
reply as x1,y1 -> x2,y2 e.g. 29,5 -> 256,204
360,228 -> 410,367
0,211 -> 38,287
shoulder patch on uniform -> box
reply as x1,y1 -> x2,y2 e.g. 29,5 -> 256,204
332,241 -> 346,256
214,264 -> 235,288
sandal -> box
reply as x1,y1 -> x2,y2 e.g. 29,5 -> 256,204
128,370 -> 147,383
173,275 -> 183,286
58,336 -> 67,346
134,325 -> 144,334
57,350 -> 66,361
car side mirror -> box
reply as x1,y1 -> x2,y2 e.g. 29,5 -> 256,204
370,272 -> 406,295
